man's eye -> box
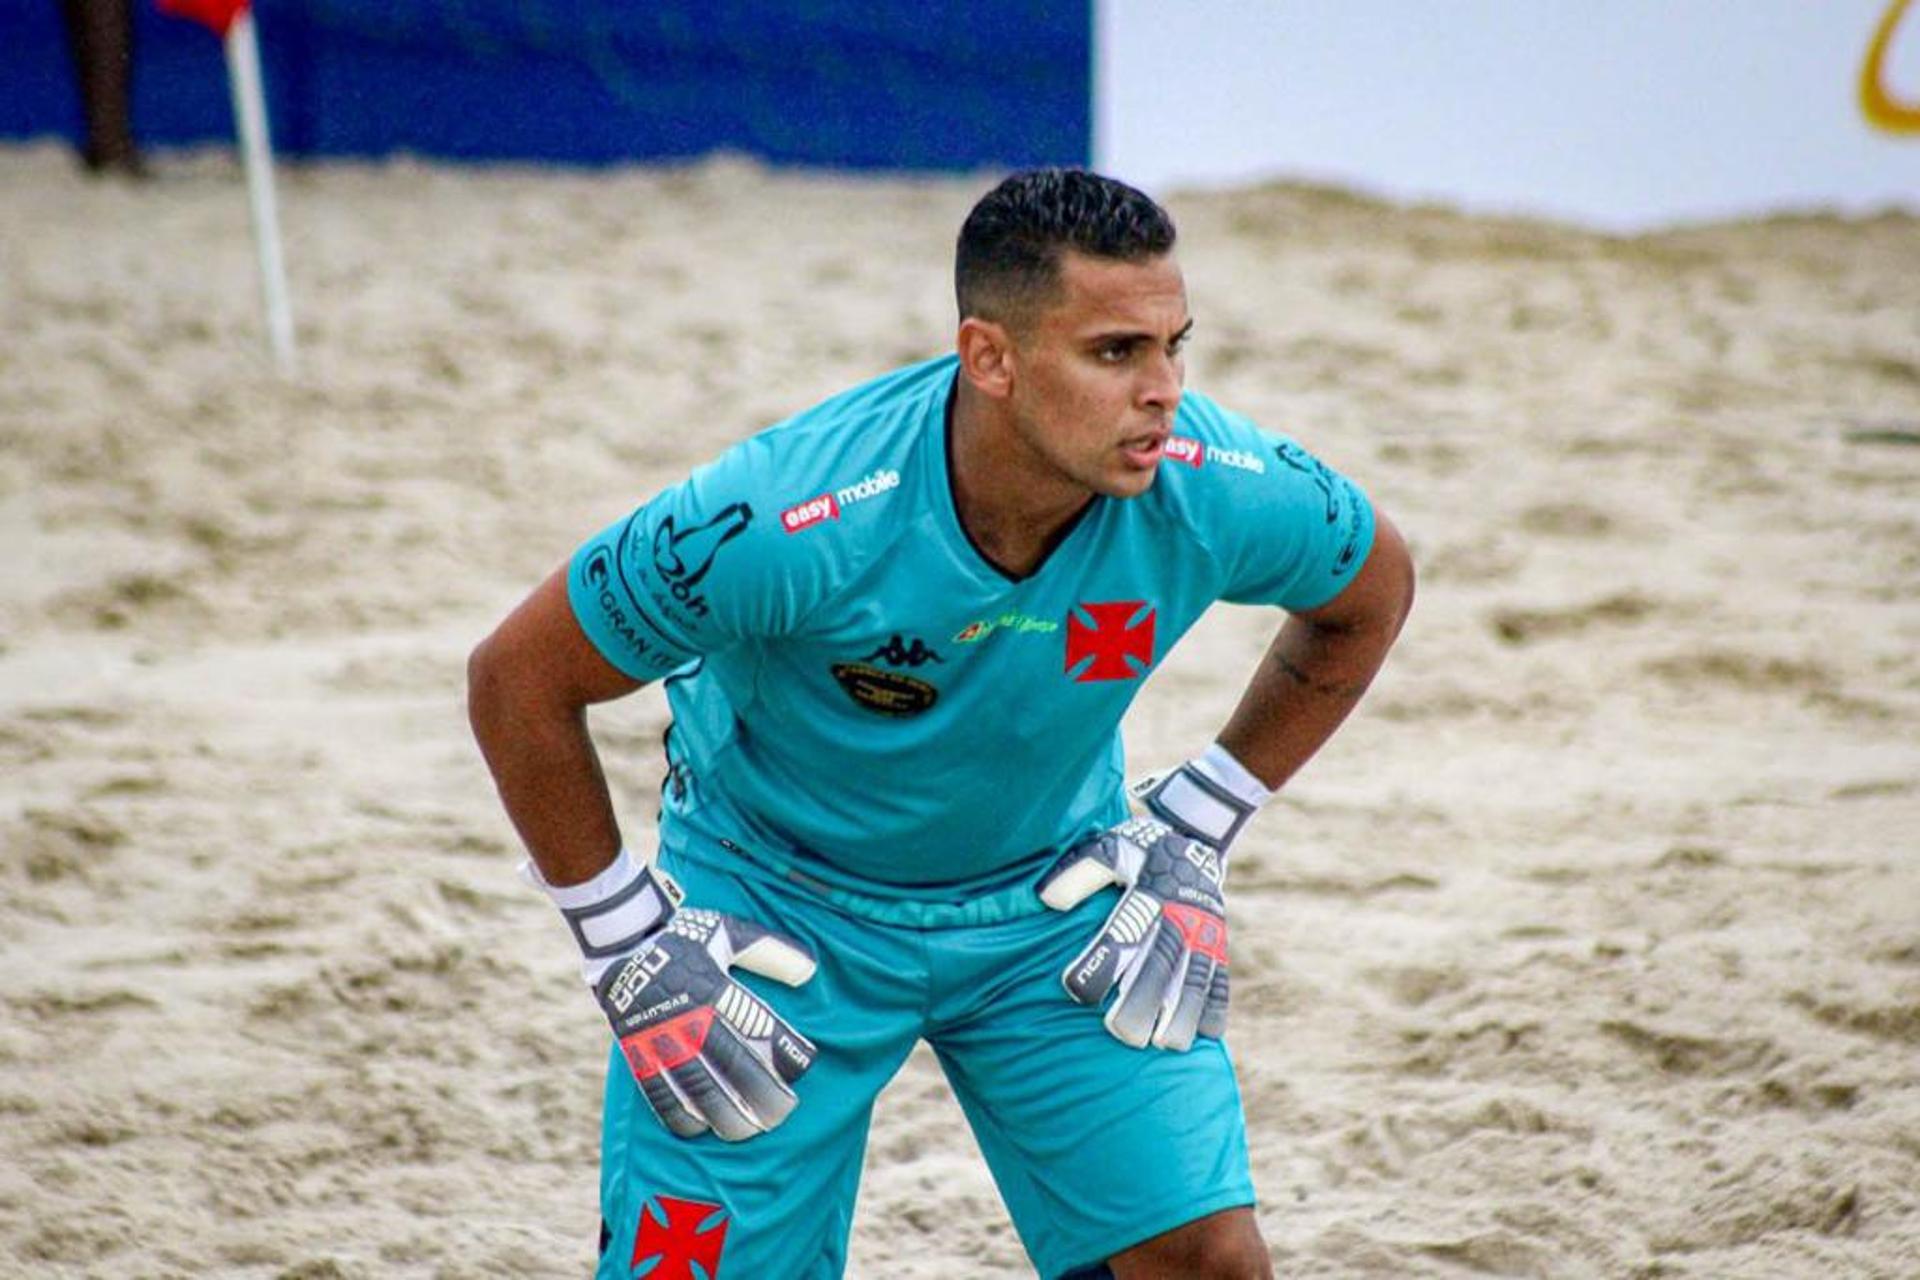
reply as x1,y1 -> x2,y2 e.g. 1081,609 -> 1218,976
1099,343 -> 1133,362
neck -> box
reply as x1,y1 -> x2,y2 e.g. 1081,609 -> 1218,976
949,378 -> 1093,578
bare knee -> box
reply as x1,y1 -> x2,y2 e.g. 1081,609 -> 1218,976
1109,1206 -> 1272,1280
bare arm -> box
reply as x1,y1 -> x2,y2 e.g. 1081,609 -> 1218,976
1216,510 -> 1415,791
467,565 -> 645,888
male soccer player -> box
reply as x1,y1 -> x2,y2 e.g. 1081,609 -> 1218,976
469,169 -> 1413,1279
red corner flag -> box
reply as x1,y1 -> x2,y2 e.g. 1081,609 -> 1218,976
156,0 -> 251,37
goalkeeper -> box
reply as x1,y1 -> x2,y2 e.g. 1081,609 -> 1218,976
469,168 -> 1413,1280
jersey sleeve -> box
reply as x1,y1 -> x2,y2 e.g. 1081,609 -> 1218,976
1179,395 -> 1376,612
565,436 -> 825,680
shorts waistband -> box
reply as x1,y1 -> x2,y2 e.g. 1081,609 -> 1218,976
659,814 -> 1060,930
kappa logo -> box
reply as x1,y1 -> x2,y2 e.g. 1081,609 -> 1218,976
781,468 -> 901,533
632,1194 -> 729,1280
651,503 -> 753,620
1064,601 -> 1156,683
863,634 -> 944,668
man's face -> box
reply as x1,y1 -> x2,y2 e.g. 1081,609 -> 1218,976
1005,249 -> 1190,500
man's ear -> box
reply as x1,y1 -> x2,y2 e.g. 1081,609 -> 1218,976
957,317 -> 1016,400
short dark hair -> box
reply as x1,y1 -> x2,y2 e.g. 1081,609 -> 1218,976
955,168 -> 1176,327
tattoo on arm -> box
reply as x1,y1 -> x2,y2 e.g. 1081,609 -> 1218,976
1273,655 -> 1367,704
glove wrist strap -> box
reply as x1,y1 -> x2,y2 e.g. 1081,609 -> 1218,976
524,848 -> 677,981
1142,743 -> 1271,850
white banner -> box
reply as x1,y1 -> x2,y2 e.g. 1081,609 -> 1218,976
1098,0 -> 1920,229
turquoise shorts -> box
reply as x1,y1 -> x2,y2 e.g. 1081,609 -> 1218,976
594,834 -> 1256,1280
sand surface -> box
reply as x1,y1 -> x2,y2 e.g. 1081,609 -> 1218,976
2,142 -> 1917,1278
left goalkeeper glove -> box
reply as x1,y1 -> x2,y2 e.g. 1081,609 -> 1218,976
528,848 -> 818,1142
1037,745 -> 1270,1050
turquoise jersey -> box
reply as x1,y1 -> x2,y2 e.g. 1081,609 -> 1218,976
568,355 -> 1373,899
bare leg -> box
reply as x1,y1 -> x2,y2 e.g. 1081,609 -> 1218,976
1108,1206 -> 1273,1280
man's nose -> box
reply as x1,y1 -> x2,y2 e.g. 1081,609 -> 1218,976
1138,350 -> 1183,412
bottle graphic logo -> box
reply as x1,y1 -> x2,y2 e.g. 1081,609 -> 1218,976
651,502 -> 753,619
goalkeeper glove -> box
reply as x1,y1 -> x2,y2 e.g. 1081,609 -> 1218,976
531,848 -> 818,1141
1038,744 -> 1270,1050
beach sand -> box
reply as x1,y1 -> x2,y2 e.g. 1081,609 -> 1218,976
2,142 -> 1917,1277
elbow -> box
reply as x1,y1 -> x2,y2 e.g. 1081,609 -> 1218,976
466,624 -> 595,747
1373,512 -> 1417,641
466,632 -> 505,740
1395,542 -> 1417,635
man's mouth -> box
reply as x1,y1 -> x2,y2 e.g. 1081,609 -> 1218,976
1120,430 -> 1168,468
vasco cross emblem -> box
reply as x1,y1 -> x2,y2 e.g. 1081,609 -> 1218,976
1064,601 -> 1156,682
631,1194 -> 729,1279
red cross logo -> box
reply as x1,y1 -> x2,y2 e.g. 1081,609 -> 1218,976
632,1195 -> 729,1280
1064,601 -> 1156,682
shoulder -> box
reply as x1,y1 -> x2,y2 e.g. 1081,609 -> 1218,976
723,354 -> 952,536
570,358 -> 957,665
685,356 -> 948,515
653,356 -> 950,628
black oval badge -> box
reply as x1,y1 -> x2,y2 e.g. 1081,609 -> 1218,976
830,662 -> 939,717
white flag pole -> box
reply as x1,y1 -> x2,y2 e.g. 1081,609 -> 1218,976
222,10 -> 296,374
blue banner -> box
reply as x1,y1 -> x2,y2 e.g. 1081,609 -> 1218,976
2,0 -> 1089,170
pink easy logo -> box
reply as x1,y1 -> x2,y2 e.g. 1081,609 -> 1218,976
1165,436 -> 1205,468
780,493 -> 839,533
780,468 -> 901,534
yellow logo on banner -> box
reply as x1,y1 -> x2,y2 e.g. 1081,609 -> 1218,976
1862,0 -> 1920,133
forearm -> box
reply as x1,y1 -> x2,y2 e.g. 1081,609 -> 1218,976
1216,513 -> 1415,792
472,710 -> 622,890
1217,612 -> 1395,791
467,652 -> 624,890
466,564 -> 651,886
